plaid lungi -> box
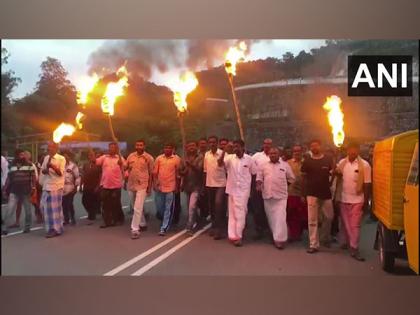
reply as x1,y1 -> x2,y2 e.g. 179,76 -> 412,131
41,189 -> 64,234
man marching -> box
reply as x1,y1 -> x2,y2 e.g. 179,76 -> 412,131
96,142 -> 126,228
218,139 -> 257,246
335,142 -> 371,261
179,140 -> 204,236
126,139 -> 154,239
39,142 -> 66,238
256,147 -> 295,249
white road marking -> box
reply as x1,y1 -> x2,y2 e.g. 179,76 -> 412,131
131,224 -> 211,276
1,226 -> 43,238
104,229 -> 187,276
1,202 -> 144,239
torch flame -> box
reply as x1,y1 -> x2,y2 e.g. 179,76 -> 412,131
101,65 -> 129,116
75,112 -> 86,130
76,73 -> 99,106
53,123 -> 76,143
323,95 -> 345,147
172,71 -> 199,113
224,41 -> 247,76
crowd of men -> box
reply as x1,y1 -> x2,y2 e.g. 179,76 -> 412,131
1,136 -> 372,261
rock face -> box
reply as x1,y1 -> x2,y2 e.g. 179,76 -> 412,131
208,79 -> 419,151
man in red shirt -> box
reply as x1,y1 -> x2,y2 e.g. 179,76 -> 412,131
96,142 -> 127,228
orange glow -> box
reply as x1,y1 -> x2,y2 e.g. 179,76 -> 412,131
75,112 -> 85,130
224,41 -> 247,76
53,123 -> 76,143
323,95 -> 345,147
76,73 -> 99,106
171,71 -> 199,113
101,65 -> 129,116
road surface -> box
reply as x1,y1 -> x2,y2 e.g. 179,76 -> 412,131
1,192 -> 414,276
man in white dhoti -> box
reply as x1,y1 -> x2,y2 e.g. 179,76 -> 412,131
218,139 -> 256,247
256,147 -> 295,249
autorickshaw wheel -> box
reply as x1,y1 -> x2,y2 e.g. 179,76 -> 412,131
378,225 -> 395,273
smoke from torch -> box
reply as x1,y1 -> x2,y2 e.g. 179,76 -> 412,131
224,41 -> 247,140
53,123 -> 76,143
323,95 -> 345,147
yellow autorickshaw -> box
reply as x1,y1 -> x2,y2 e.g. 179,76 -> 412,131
373,130 -> 419,274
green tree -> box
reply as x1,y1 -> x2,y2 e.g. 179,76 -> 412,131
1,48 -> 22,147
14,57 -> 78,134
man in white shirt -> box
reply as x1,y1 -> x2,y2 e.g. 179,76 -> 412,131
336,142 -> 372,261
204,136 -> 227,239
1,155 -> 8,189
251,138 -> 272,239
62,150 -> 81,226
40,142 -> 66,238
257,147 -> 295,249
218,139 -> 257,246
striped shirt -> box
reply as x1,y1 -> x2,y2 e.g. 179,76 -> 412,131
63,161 -> 81,195
7,160 -> 36,195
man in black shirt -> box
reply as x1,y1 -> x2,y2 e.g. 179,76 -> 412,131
301,139 -> 335,253
81,150 -> 102,225
2,149 -> 36,235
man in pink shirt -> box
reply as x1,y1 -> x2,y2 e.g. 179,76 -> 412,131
153,143 -> 180,236
96,142 -> 127,228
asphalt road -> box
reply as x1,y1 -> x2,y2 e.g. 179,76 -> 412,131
1,192 -> 414,276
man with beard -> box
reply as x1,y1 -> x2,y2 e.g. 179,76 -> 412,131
301,139 -> 335,253
126,140 -> 154,239
153,143 -> 180,236
179,140 -> 204,236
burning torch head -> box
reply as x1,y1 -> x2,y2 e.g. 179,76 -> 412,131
224,41 -> 247,76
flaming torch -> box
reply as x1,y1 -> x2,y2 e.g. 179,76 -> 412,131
101,65 -> 129,142
53,123 -> 76,144
171,71 -> 199,153
75,73 -> 99,147
76,73 -> 99,108
224,41 -> 247,141
75,112 -> 86,130
322,95 -> 345,147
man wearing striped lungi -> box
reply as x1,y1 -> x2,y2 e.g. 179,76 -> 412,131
40,142 -> 66,238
